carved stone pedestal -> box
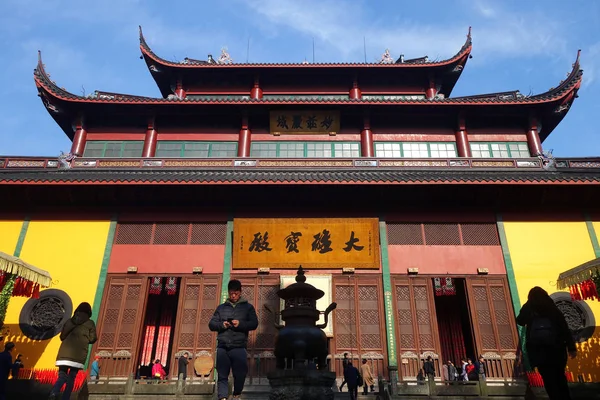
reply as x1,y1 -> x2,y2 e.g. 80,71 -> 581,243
267,369 -> 336,400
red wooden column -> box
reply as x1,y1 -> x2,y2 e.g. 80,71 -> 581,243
174,79 -> 187,99
455,116 -> 471,157
526,117 -> 543,156
361,116 -> 374,157
142,118 -> 157,158
349,77 -> 362,99
250,77 -> 263,99
70,118 -> 87,156
425,76 -> 437,100
238,114 -> 251,157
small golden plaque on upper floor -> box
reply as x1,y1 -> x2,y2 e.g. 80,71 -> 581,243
269,110 -> 340,135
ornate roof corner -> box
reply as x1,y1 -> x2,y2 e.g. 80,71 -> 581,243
139,25 -> 145,45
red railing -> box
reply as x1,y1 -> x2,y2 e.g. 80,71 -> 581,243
16,368 -> 88,392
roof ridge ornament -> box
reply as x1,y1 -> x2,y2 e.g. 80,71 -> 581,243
379,49 -> 394,64
217,47 -> 233,64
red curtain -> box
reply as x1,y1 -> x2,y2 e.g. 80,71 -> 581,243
436,297 -> 466,366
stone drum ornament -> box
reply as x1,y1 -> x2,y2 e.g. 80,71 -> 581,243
265,266 -> 337,400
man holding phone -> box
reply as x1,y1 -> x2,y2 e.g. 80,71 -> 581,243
209,279 -> 258,400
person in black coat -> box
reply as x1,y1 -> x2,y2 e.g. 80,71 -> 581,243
516,286 -> 577,400
343,362 -> 360,400
208,279 -> 258,400
177,352 -> 189,380
0,342 -> 14,400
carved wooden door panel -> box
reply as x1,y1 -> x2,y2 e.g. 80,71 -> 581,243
231,274 -> 281,380
466,277 -> 519,378
169,276 -> 221,378
93,275 -> 148,377
333,275 -> 387,379
392,276 -> 442,381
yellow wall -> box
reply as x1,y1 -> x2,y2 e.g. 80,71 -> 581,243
4,220 -> 110,369
0,220 -> 24,255
504,221 -> 600,381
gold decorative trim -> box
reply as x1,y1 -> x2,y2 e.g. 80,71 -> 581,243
258,160 -> 353,168
163,160 -> 233,167
471,161 -> 514,168
97,161 -> 140,168
6,160 -> 46,168
379,160 -> 447,167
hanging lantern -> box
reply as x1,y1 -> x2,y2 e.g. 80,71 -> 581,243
434,278 -> 443,296
149,277 -> 163,295
165,277 -> 177,295
442,277 -> 456,296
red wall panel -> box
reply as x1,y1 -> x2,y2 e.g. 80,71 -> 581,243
388,245 -> 505,275
108,244 -> 224,274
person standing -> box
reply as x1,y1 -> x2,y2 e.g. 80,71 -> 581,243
90,356 -> 100,382
423,356 -> 435,382
0,342 -> 15,400
446,361 -> 457,381
477,356 -> 486,381
339,352 -> 349,392
360,359 -> 375,394
517,286 -> 576,400
48,302 -> 97,400
11,353 -> 23,379
343,361 -> 360,400
208,279 -> 258,400
178,352 -> 189,380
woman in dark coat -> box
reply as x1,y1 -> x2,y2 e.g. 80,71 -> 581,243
516,287 -> 577,400
49,302 -> 97,400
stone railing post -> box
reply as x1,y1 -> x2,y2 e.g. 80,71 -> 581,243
176,373 -> 185,394
125,374 -> 135,395
479,376 -> 488,397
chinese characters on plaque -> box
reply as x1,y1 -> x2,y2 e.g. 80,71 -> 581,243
233,218 -> 380,269
269,111 -> 340,135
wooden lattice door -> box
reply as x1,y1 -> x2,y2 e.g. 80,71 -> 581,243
466,277 -> 519,379
392,276 -> 442,380
231,275 -> 281,380
169,276 -> 221,378
93,275 -> 148,377
332,275 -> 387,379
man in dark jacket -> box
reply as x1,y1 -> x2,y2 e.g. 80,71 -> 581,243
178,352 -> 189,380
343,362 -> 360,400
517,287 -> 576,400
0,342 -> 14,400
209,280 -> 258,400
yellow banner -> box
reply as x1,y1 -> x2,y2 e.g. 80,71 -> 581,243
232,218 -> 380,269
269,111 -> 340,135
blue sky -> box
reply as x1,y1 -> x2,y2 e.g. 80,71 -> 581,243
0,0 -> 598,157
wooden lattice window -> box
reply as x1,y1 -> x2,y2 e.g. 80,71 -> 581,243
386,222 -> 499,246
114,222 -> 227,245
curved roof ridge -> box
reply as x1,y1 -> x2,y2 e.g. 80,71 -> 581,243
528,50 -> 582,100
34,47 -> 581,108
138,25 -> 472,68
449,50 -> 582,102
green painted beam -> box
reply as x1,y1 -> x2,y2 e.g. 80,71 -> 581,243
13,217 -> 30,258
85,216 -> 118,368
220,220 -> 234,304
584,213 -> 600,258
0,217 -> 30,330
496,214 -> 530,371
379,219 -> 398,368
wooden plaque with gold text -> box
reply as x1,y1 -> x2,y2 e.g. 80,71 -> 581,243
269,111 -> 340,135
232,218 -> 380,269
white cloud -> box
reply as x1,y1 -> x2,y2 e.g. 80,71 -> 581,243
241,0 -> 570,64
582,42 -> 600,88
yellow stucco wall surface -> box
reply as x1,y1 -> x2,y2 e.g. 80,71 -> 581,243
504,221 -> 600,382
3,221 -> 110,369
0,220 -> 24,255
